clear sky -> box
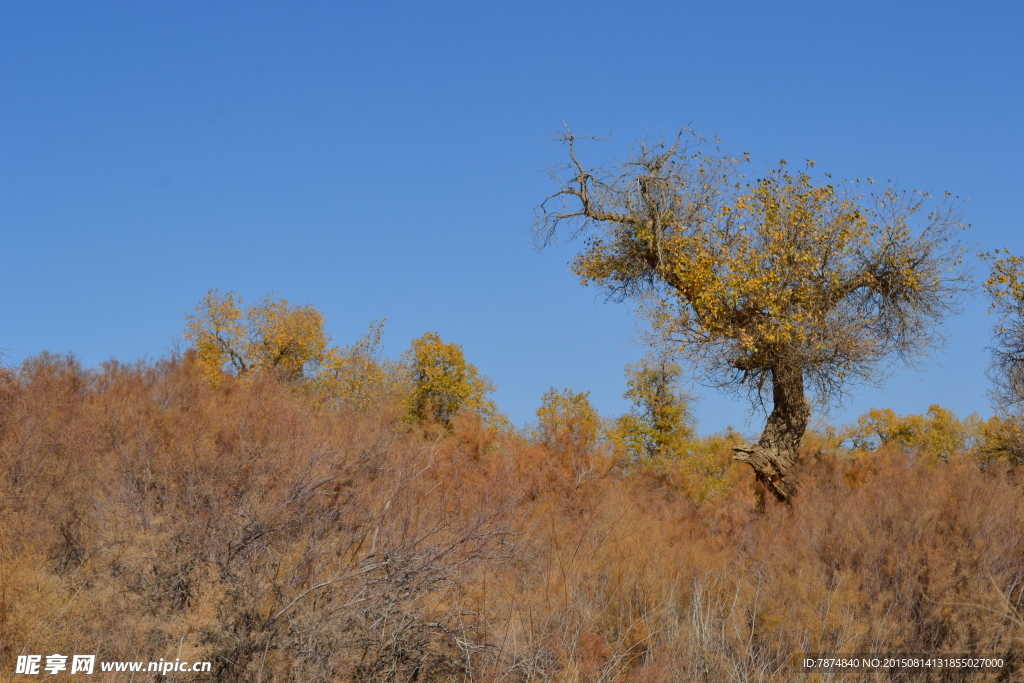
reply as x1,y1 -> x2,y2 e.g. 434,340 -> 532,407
1,1 -> 1022,434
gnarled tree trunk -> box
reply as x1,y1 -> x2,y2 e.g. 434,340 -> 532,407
732,365 -> 810,504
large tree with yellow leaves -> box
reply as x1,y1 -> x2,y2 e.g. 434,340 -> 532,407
535,130 -> 968,502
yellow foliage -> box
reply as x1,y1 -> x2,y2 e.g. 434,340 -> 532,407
538,131 -> 966,411
536,387 -> 601,455
672,428 -> 743,500
184,289 -> 329,384
610,352 -> 694,465
572,164 -> 963,399
404,332 -> 500,429
981,250 -> 1024,411
983,250 -> 1024,306
607,353 -> 739,499
846,404 -> 977,463
184,291 -> 407,413
315,320 -> 405,410
538,133 -> 967,499
973,414 -> 1024,466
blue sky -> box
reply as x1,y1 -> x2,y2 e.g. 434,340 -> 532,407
1,1 -> 1022,434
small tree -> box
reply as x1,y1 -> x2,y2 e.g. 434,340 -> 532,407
535,388 -> 603,482
184,290 -> 330,384
613,352 -> 694,464
535,129 -> 968,501
314,320 -> 408,410
974,415 -> 1024,466
847,405 -> 976,463
405,332 -> 498,429
536,388 -> 601,454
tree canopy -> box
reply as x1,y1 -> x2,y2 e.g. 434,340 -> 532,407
982,250 -> 1024,413
536,129 -> 968,501
404,332 -> 499,429
612,352 -> 694,464
536,387 -> 601,454
184,290 -> 330,384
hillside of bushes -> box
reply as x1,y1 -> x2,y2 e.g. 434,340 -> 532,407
2,353 -> 1023,681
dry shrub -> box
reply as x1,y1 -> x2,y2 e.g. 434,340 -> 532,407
1,354 -> 1023,681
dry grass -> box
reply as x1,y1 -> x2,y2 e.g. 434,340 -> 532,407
1,354 -> 1022,681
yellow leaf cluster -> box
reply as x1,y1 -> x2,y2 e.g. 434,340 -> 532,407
980,251 -> 1024,411
845,404 -> 977,463
404,332 -> 500,429
982,250 -> 1024,309
184,293 -> 500,424
315,320 -> 406,410
609,352 -> 693,465
184,290 -> 329,384
536,387 -> 601,454
564,153 -> 964,404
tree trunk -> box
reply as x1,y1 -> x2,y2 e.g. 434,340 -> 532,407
732,365 -> 810,504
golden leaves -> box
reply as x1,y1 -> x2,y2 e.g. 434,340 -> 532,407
184,293 -> 500,425
980,250 -> 1024,411
184,289 -> 329,385
566,150 -> 965,398
846,405 -> 976,464
982,250 -> 1024,307
316,320 -> 402,410
536,387 -> 601,455
404,332 -> 501,429
610,352 -> 694,464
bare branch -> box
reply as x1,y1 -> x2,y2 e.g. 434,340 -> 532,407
534,129 -> 969,500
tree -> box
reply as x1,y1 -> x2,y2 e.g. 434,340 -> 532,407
404,332 -> 499,429
982,251 -> 1024,412
535,129 -> 968,501
847,405 -> 976,463
536,388 -> 601,454
315,320 -> 405,410
184,290 -> 330,384
977,250 -> 1024,465
613,352 -> 694,464
974,414 -> 1024,466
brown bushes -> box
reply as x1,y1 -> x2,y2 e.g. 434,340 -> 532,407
1,355 -> 1022,681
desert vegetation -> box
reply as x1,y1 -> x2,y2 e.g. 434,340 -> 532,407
4,141 -> 1024,682
1,330 -> 1023,681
